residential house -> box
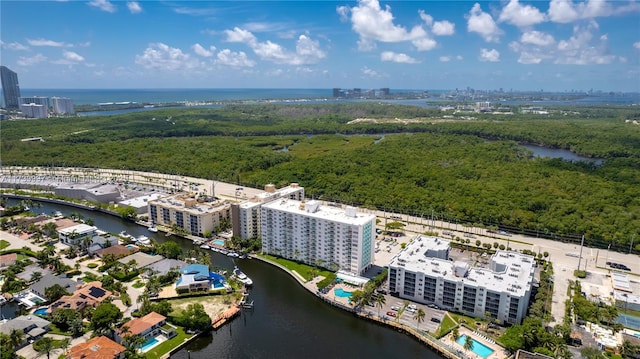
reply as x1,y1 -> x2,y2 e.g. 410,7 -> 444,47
115,312 -> 175,344
48,281 -> 111,314
175,263 -> 211,293
67,336 -> 126,359
0,315 -> 50,347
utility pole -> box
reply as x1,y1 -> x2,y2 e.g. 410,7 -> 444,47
577,235 -> 585,271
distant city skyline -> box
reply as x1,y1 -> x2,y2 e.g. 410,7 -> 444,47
1,1 -> 639,92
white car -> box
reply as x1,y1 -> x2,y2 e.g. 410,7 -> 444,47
391,305 -> 400,311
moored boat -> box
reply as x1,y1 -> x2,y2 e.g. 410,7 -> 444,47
233,266 -> 253,286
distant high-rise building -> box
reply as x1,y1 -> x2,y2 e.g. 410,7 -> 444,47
20,103 -> 47,119
21,96 -> 49,108
1,66 -> 21,109
51,97 -> 74,115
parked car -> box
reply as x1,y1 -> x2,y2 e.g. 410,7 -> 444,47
430,317 -> 441,323
387,311 -> 397,317
391,305 -> 400,311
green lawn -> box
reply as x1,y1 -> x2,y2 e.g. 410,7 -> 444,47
0,240 -> 10,250
256,254 -> 333,281
447,312 -> 479,331
143,326 -> 193,359
435,313 -> 458,338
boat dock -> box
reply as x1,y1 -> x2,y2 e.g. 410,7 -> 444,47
211,307 -> 241,330
238,293 -> 254,309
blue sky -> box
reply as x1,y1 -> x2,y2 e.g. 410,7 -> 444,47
1,0 -> 639,91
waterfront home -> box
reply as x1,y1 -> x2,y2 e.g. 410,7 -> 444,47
115,312 -> 176,344
87,235 -> 119,255
144,258 -> 188,276
67,335 -> 126,359
48,281 -> 111,314
58,223 -> 98,246
29,274 -> 78,301
0,315 -> 50,347
175,263 -> 211,293
117,252 -> 164,270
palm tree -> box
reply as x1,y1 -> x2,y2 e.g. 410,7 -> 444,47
450,327 -> 460,342
33,337 -> 56,359
8,329 -> 25,349
374,294 -> 386,318
463,335 -> 474,353
414,308 -> 426,331
60,338 -> 71,355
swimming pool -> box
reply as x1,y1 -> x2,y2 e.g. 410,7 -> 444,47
34,308 -> 48,316
140,337 -> 159,352
212,239 -> 225,246
334,288 -> 352,298
456,335 -> 495,358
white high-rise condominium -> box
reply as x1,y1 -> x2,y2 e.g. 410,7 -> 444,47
261,199 -> 376,275
388,235 -> 534,324
51,97 -> 74,115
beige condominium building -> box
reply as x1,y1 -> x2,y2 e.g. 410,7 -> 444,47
388,235 -> 535,324
148,194 -> 231,237
261,199 -> 376,275
231,183 -> 304,240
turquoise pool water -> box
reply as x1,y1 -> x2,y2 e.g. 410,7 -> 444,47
34,308 -> 48,316
456,335 -> 494,358
334,288 -> 352,298
212,239 -> 225,246
140,337 -> 159,352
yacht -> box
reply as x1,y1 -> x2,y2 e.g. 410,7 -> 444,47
147,225 -> 158,233
200,244 -> 211,250
135,235 -> 151,246
233,267 -> 253,286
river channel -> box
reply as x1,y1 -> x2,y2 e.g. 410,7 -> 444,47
4,199 -> 440,358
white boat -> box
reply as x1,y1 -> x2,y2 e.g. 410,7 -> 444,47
227,252 -> 240,258
148,226 -> 158,233
200,244 -> 211,250
119,231 -> 134,240
233,267 -> 253,286
135,235 -> 151,245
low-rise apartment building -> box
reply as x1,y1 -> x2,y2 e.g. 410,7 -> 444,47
388,235 -> 535,324
232,183 -> 304,239
148,194 -> 231,237
260,199 -> 375,275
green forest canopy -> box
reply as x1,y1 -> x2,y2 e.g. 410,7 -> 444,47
1,102 -> 639,250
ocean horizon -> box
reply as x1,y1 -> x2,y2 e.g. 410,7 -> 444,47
15,88 -> 640,108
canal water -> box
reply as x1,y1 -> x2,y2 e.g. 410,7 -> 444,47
3,199 -> 441,358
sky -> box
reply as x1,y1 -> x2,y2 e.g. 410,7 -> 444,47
1,0 -> 639,91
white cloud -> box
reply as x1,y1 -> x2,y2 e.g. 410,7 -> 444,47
432,21 -> 455,36
341,0 -> 435,52
135,43 -> 201,71
127,1 -> 142,14
361,66 -> 384,78
380,51 -> 419,64
336,5 -> 350,22
412,37 -> 437,51
63,51 -> 84,62
192,43 -> 215,57
634,42 -> 640,50
499,0 -> 546,27
456,55 -> 463,60
225,27 -> 257,43
419,10 -> 433,26
17,54 -> 47,66
27,38 -> 71,47
50,51 -> 85,65
173,7 -> 219,16
1,41 -> 28,51
555,22 -> 615,64
216,49 -> 255,67
521,31 -> 555,46
439,56 -> 451,62
88,0 -> 116,13
467,3 -> 502,42
479,48 -> 500,62
548,0 -> 640,23
225,28 -> 325,65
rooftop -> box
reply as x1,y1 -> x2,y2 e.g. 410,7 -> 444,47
261,199 -> 375,226
68,336 -> 126,359
120,311 -> 166,336
391,235 -> 535,295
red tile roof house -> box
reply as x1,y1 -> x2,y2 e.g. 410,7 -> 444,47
115,312 -> 176,347
67,336 -> 126,359
47,281 -> 112,315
